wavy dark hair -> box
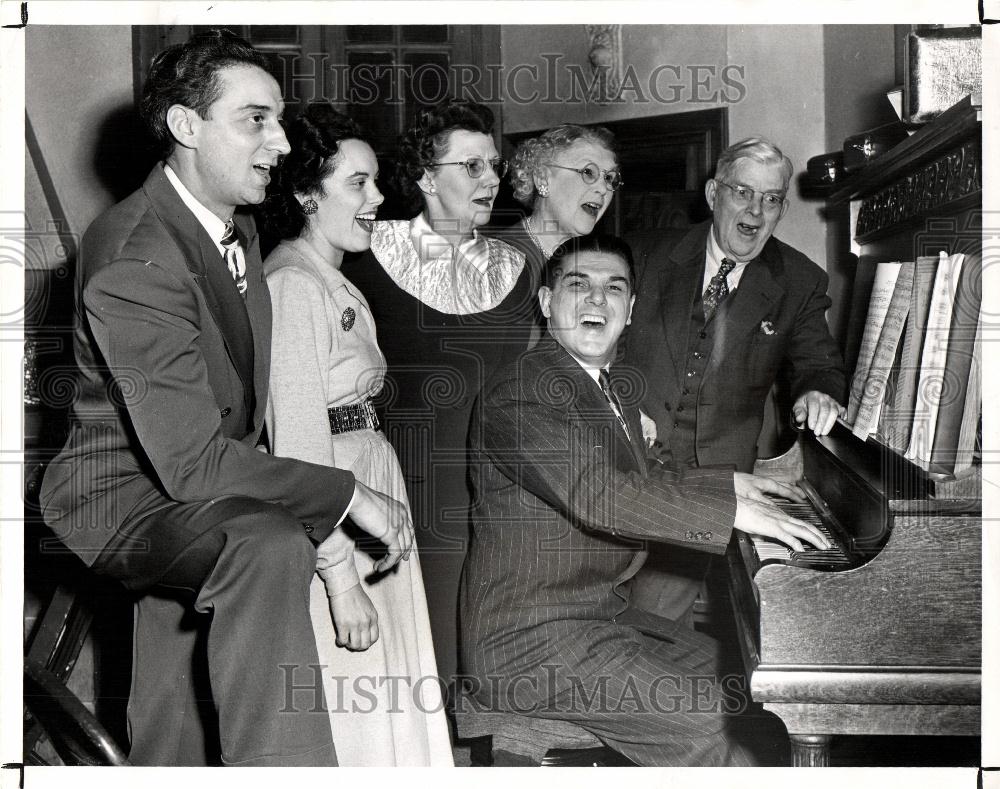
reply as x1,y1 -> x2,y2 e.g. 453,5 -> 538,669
393,99 -> 495,215
546,233 -> 635,292
140,29 -> 268,160
257,104 -> 365,240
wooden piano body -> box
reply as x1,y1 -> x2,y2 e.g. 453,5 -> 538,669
727,97 -> 982,766
729,424 -> 981,766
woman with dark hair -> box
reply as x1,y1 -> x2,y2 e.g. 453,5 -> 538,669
258,103 -> 452,766
341,100 -> 535,680
501,124 -> 622,282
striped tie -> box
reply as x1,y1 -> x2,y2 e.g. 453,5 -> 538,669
221,220 -> 247,297
703,256 -> 736,321
598,368 -> 630,440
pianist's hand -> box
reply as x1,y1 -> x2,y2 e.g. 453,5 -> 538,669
792,390 -> 845,436
733,473 -> 831,552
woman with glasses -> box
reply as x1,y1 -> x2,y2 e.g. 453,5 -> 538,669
498,124 -> 622,291
258,103 -> 453,766
341,99 -> 535,682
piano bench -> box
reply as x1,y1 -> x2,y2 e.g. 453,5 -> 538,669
453,701 -> 634,766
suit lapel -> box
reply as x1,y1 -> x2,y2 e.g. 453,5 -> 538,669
658,223 -> 708,384
143,166 -> 256,421
542,341 -> 643,473
619,403 -> 649,472
237,214 -> 271,438
704,242 -> 785,381
199,229 -> 255,414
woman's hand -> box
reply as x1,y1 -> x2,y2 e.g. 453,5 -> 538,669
328,583 -> 379,651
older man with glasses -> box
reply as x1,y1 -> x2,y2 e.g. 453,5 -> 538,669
623,136 -> 847,627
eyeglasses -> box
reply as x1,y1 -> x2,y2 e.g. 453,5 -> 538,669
431,157 -> 508,179
715,180 -> 786,212
546,162 -> 624,191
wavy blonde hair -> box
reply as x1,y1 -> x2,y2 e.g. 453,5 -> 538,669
510,124 -> 617,208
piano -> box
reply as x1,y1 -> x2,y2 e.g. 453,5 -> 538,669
728,423 -> 981,766
726,97 -> 983,767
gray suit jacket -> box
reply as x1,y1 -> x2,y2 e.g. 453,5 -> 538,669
40,165 -> 355,564
626,220 -> 846,472
459,337 -> 735,699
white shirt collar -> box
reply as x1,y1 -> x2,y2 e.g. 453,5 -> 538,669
163,163 -> 230,255
704,223 -> 749,292
559,345 -> 608,384
410,212 -> 486,273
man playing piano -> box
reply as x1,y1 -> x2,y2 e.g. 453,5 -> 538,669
625,137 -> 848,624
459,235 -> 830,766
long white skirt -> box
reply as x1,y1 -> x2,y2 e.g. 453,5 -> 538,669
310,428 -> 453,766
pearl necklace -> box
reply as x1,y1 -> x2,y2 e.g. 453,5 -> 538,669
523,216 -> 549,259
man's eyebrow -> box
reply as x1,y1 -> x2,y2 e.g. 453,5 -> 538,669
346,170 -> 372,178
238,103 -> 279,113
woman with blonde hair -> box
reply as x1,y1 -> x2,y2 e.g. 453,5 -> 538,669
497,123 -> 623,291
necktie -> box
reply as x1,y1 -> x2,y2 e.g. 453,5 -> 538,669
703,257 -> 736,321
221,220 -> 247,297
598,368 -> 630,440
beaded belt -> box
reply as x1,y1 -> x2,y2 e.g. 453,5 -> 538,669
327,399 -> 379,435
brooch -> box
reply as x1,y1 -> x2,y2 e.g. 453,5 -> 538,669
341,307 -> 356,332
760,320 -> 775,335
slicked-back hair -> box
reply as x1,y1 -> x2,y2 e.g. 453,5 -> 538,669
545,233 -> 635,292
511,124 -> 617,208
393,99 -> 495,215
714,136 -> 793,189
258,103 -> 365,240
140,28 -> 269,160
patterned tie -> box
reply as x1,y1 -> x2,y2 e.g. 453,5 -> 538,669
221,220 -> 247,297
703,256 -> 736,321
598,368 -> 630,440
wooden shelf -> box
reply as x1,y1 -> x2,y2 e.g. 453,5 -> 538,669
829,96 -> 980,205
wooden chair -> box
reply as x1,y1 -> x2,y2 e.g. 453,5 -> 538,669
23,656 -> 129,766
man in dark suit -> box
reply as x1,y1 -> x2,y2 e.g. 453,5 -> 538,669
459,234 -> 828,766
39,30 -> 410,766
625,137 -> 847,622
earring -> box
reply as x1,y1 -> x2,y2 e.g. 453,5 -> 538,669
537,184 -> 549,197
302,198 -> 319,215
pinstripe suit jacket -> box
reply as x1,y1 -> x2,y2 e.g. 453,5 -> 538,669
459,338 -> 736,701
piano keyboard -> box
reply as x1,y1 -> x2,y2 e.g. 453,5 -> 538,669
750,498 -> 854,569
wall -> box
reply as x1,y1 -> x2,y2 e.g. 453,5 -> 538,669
500,25 -> 729,130
26,26 -> 136,259
24,25 -> 135,731
821,25 -> 899,346
500,24 -> 897,282
726,25 -> 826,265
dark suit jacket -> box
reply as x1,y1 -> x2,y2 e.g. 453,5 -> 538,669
625,220 -> 846,473
40,165 -> 355,564
459,338 -> 735,697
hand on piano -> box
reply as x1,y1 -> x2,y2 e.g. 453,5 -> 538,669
733,473 -> 832,553
792,390 -> 846,436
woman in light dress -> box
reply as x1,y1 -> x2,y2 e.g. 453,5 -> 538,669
259,103 -> 452,766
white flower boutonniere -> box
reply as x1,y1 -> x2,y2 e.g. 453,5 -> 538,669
760,320 -> 775,335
